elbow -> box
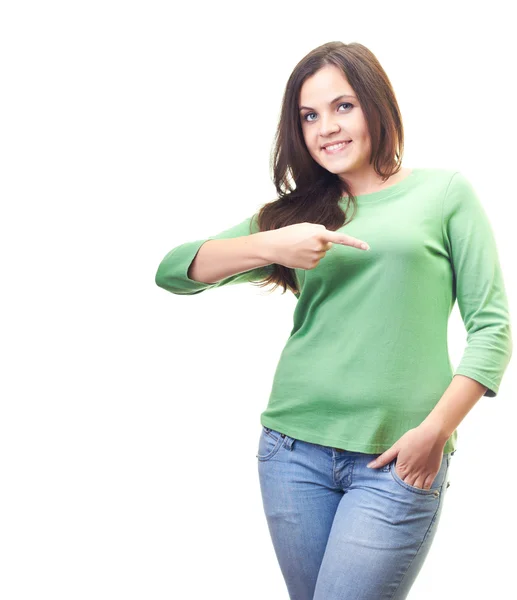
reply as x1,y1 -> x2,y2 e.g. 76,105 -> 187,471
154,241 -> 214,296
155,264 -> 166,290
154,261 -> 206,296
155,262 -> 178,293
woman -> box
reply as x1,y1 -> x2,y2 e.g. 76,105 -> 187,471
155,42 -> 512,599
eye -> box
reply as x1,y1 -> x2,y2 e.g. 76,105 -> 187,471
303,102 -> 353,123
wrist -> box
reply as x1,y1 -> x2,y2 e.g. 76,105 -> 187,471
419,420 -> 450,445
252,231 -> 278,265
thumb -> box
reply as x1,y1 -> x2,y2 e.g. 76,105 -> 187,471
367,448 -> 398,469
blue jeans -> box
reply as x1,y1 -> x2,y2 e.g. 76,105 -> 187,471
257,425 -> 454,600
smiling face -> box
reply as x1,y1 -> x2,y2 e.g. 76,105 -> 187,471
299,64 -> 374,186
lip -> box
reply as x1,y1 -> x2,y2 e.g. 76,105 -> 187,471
322,140 -> 352,154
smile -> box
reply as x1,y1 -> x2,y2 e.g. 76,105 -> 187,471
322,141 -> 352,154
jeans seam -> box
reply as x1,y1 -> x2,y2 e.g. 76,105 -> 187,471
387,478 -> 446,599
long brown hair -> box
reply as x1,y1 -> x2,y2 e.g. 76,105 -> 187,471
252,41 -> 405,295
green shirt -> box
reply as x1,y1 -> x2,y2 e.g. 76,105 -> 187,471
155,168 -> 512,454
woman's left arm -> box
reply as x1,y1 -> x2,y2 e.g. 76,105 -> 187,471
367,173 -> 512,478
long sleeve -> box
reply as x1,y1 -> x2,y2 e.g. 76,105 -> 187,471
442,171 -> 513,397
155,212 -> 273,295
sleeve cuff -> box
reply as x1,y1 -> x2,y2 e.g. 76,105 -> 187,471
453,369 -> 499,397
155,239 -> 218,295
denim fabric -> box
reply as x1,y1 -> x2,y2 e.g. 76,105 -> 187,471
257,425 -> 454,600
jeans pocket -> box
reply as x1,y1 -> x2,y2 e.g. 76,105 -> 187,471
389,454 -> 449,496
256,426 -> 286,462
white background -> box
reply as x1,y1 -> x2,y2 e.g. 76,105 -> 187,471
1,1 -> 515,598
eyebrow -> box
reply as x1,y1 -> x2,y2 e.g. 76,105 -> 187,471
298,94 -> 357,112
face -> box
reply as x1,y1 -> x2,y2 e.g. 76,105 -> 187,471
298,65 -> 373,183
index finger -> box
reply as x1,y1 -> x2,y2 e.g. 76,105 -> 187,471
323,229 -> 371,251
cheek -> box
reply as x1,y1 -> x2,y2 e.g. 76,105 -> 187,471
302,133 -> 320,157
301,129 -> 312,148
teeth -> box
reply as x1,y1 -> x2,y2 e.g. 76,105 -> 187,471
324,141 -> 350,151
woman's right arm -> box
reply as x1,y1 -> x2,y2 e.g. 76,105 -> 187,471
155,212 -> 370,296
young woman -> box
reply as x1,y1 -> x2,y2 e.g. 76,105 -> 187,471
155,41 -> 512,599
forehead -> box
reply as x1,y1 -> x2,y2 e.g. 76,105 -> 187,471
299,65 -> 355,107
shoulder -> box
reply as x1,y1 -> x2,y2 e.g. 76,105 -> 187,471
434,169 -> 487,223
414,166 -> 459,184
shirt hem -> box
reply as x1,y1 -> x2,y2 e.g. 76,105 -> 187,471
260,417 -> 455,455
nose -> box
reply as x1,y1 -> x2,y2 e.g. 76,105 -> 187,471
318,115 -> 340,138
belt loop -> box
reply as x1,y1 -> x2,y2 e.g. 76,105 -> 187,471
283,435 -> 295,451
